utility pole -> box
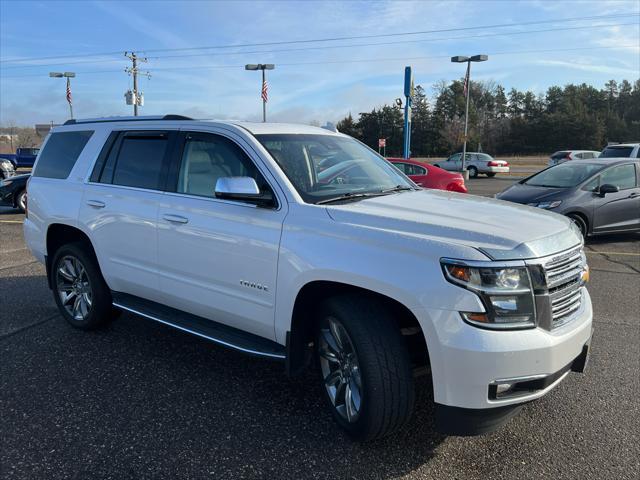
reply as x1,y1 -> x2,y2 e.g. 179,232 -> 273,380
245,64 -> 275,122
125,52 -> 150,116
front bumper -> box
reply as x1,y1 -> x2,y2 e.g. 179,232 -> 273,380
412,287 -> 593,411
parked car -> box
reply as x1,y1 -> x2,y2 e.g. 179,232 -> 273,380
434,152 -> 509,178
25,115 -> 592,441
0,158 -> 15,179
0,173 -> 29,212
0,147 -> 40,169
599,143 -> 640,159
548,150 -> 600,167
496,159 -> 640,237
387,157 -> 467,193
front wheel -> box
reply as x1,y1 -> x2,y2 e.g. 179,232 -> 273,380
316,295 -> 415,441
468,166 -> 478,178
568,214 -> 588,238
15,190 -> 26,212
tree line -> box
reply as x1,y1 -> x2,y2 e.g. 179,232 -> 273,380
336,79 -> 640,157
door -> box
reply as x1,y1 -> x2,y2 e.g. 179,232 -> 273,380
444,154 -> 461,171
156,130 -> 287,340
80,130 -> 175,302
592,163 -> 640,233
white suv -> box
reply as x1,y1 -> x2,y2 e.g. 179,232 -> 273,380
24,116 -> 593,440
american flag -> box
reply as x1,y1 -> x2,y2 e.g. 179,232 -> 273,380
261,79 -> 268,103
462,62 -> 470,98
66,77 -> 72,106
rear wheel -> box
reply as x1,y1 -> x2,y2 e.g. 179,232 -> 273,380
315,295 -> 415,441
52,242 -> 114,330
468,166 -> 478,178
568,213 -> 588,238
15,190 -> 26,212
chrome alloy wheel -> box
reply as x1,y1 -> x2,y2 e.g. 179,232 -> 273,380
56,255 -> 93,321
318,317 -> 363,423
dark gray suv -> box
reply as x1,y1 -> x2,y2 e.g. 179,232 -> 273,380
496,158 -> 640,237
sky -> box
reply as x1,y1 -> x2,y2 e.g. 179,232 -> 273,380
0,0 -> 639,126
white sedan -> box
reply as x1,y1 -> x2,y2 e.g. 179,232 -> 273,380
434,152 -> 509,178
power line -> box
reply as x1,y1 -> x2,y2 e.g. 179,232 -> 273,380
1,12 -> 637,64
2,20 -> 637,71
2,44 -> 636,79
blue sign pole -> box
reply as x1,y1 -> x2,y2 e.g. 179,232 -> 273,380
403,66 -> 412,159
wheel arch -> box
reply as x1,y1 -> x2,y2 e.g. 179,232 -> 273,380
45,223 -> 99,289
566,211 -> 590,235
285,280 -> 429,377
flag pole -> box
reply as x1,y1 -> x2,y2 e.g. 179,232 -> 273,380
461,61 -> 471,174
262,68 -> 266,123
66,77 -> 74,120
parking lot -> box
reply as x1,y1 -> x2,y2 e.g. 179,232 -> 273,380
1,177 -> 638,480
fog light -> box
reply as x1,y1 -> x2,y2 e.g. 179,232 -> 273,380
496,383 -> 514,395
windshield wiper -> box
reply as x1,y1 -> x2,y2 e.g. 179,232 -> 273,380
380,185 -> 414,193
316,192 -> 388,205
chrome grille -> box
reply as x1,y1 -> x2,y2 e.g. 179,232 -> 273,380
543,247 -> 585,328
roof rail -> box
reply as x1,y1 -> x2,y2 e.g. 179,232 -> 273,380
63,114 -> 194,126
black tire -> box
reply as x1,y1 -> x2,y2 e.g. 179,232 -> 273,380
51,242 -> 114,330
15,190 -> 26,212
486,173 -> 496,178
315,295 -> 415,441
568,213 -> 588,238
468,166 -> 478,178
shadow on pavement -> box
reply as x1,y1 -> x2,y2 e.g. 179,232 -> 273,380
1,275 -> 447,478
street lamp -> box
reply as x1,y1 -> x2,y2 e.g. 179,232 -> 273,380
49,71 -> 76,119
451,55 -> 487,177
245,64 -> 275,122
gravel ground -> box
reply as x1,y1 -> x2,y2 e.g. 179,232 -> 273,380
1,178 -> 638,479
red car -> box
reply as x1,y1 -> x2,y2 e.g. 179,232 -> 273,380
387,158 -> 468,193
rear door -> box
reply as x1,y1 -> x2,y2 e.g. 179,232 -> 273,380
592,163 -> 640,233
443,153 -> 461,171
156,129 -> 287,340
80,130 -> 176,302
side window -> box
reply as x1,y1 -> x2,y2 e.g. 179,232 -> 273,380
176,133 -> 266,199
574,153 -> 583,159
392,162 -> 407,174
599,164 -> 637,190
449,154 -> 460,162
413,165 -> 427,175
403,164 -> 426,175
582,176 -> 599,191
110,132 -> 169,190
32,130 -> 93,179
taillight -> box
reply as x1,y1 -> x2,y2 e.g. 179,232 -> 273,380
447,182 -> 468,193
487,161 -> 499,166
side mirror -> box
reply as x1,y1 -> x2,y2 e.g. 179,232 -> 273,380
215,177 -> 275,207
598,183 -> 619,196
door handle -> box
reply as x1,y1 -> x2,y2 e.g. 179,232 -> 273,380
628,192 -> 640,198
86,200 -> 105,208
162,214 -> 189,224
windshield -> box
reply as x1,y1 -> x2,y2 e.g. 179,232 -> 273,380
600,146 -> 634,158
256,134 -> 413,204
525,162 -> 605,188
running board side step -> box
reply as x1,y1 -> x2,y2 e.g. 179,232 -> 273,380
112,292 -> 286,360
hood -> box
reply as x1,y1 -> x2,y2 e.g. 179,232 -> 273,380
325,189 -> 581,260
496,182 -> 569,204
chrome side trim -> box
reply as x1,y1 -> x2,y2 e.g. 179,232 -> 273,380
113,302 -> 286,360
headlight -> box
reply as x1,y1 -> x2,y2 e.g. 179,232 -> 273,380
529,200 -> 562,209
0,179 -> 13,187
441,260 -> 536,330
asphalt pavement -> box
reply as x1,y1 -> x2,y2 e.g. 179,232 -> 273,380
1,178 -> 639,479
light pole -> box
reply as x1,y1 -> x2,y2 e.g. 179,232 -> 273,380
49,71 -> 75,119
245,64 -> 274,122
450,55 -> 487,177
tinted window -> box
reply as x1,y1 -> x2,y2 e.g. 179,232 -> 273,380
405,163 -> 426,175
599,164 -> 637,190
177,133 -> 265,198
112,134 -> 168,190
600,146 -> 634,158
391,162 -> 407,174
525,162 -> 605,188
32,131 -> 93,179
551,151 -> 569,160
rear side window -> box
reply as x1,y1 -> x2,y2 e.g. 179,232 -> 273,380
32,131 -> 93,179
551,151 -> 569,160
599,164 -> 637,190
93,131 -> 170,190
601,146 -> 634,158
